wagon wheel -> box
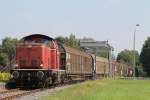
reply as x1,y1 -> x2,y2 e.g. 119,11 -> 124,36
60,75 -> 65,84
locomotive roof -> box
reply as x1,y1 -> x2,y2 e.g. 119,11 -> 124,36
22,34 -> 55,41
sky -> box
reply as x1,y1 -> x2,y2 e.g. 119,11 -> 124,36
0,0 -> 150,55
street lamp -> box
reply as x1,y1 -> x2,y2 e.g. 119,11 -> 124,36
133,24 -> 140,78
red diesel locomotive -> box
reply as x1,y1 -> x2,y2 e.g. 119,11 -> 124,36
11,34 -> 67,87
11,34 -> 133,87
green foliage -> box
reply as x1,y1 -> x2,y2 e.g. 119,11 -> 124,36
117,49 -> 139,66
96,51 -> 108,58
135,66 -> 146,77
0,45 -> 2,53
0,53 -> 8,67
140,37 -> 150,76
0,72 -> 11,81
55,34 -> 80,49
117,49 -> 145,77
55,36 -> 66,44
0,37 -> 18,67
2,37 -> 18,55
68,34 -> 80,48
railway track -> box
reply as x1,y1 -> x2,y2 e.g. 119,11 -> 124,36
0,80 -> 84,100
0,89 -> 19,95
0,88 -> 43,100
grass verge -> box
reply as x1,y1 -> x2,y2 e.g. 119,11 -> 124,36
39,78 -> 150,100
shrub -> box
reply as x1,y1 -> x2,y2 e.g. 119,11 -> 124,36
0,72 -> 11,81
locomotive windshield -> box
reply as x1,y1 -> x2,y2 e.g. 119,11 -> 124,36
23,38 -> 49,44
24,39 -> 54,48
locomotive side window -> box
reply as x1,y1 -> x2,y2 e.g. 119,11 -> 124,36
43,39 -> 50,46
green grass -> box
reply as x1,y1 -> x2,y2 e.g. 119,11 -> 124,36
39,78 -> 150,100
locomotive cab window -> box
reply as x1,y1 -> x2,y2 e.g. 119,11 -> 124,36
24,38 -> 50,44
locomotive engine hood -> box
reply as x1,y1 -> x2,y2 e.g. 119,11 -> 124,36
15,34 -> 58,70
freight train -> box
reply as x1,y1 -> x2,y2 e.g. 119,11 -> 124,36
10,34 -> 133,87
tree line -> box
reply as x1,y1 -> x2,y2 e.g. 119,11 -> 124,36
0,34 -> 150,77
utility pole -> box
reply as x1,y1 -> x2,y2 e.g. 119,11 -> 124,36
133,24 -> 140,78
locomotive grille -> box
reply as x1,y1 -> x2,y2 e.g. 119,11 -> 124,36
31,60 -> 39,66
20,71 -> 37,80
19,60 -> 26,66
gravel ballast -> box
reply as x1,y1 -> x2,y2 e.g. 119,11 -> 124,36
14,84 -> 75,100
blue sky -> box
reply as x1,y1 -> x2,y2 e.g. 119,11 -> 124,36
0,0 -> 150,55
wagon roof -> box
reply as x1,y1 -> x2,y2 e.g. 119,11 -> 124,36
63,44 -> 91,57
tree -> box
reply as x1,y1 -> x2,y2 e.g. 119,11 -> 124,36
0,37 -> 18,67
0,53 -> 8,67
0,45 -> 2,53
2,37 -> 18,55
117,49 -> 146,77
55,34 -> 80,49
117,49 -> 139,66
67,34 -> 80,48
135,65 -> 146,77
55,36 -> 66,44
140,37 -> 150,76
96,51 -> 108,58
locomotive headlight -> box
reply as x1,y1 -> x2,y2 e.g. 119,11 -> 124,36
15,64 -> 19,67
27,45 -> 32,48
40,64 -> 43,67
12,71 -> 19,79
37,71 -> 44,79
40,61 -> 43,67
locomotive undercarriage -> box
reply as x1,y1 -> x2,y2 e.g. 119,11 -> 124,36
10,69 -> 66,88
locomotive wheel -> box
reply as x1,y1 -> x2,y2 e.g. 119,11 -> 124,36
44,77 -> 53,87
52,73 -> 57,84
38,82 -> 44,88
